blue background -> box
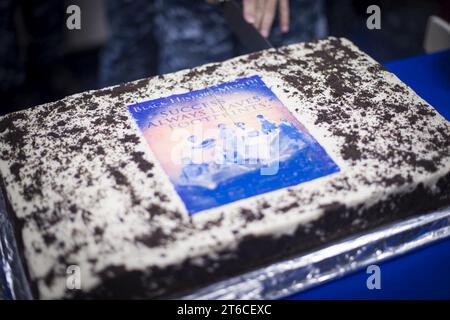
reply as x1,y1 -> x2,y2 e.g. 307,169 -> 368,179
288,49 -> 450,300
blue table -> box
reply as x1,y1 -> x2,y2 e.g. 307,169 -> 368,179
288,49 -> 450,300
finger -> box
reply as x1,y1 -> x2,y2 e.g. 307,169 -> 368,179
260,0 -> 277,38
254,0 -> 266,30
279,0 -> 290,33
243,0 -> 255,24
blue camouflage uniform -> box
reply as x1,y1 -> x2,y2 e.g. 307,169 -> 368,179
99,0 -> 158,87
154,0 -> 327,74
101,0 -> 327,85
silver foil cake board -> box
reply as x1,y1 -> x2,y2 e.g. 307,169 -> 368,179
1,181 -> 450,300
180,205 -> 450,300
0,191 -> 33,300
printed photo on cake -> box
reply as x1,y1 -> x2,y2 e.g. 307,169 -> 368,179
129,76 -> 340,214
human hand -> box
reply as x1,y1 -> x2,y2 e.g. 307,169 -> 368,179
243,0 -> 290,38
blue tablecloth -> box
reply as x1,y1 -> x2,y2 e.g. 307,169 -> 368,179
288,49 -> 450,300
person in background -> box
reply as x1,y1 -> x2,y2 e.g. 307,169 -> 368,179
153,0 -> 327,74
0,0 -> 64,114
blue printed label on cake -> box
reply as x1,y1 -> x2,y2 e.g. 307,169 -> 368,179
128,76 -> 339,214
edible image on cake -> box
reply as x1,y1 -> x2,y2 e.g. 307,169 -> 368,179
129,76 -> 339,214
